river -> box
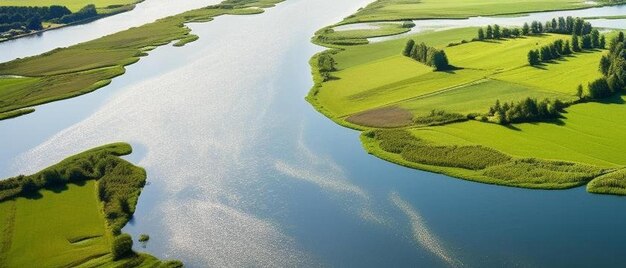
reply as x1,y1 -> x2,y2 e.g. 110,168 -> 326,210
2,0 -> 626,267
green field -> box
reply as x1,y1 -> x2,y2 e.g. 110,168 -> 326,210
343,0 -> 605,23
0,143 -> 182,267
307,0 -> 626,195
0,0 -> 139,12
311,31 -> 601,122
0,0 -> 284,120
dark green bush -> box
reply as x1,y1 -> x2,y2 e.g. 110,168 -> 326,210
112,233 -> 133,260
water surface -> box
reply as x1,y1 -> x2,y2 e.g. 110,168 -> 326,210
2,1 -> 626,267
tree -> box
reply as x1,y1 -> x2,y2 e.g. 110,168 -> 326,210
600,35 -> 606,49
588,78 -> 611,99
486,25 -> 493,39
563,40 -> 572,55
112,234 -> 133,260
572,35 -> 581,52
502,27 -> 511,38
431,50 -> 450,71
558,17 -> 566,33
528,50 -> 540,66
512,28 -> 520,37
493,24 -> 501,39
582,22 -> 592,35
477,28 -> 485,40
576,84 -> 584,99
600,55 -> 611,76
591,29 -> 600,48
544,21 -> 552,33
581,34 -> 593,49
573,17 -> 584,35
531,21 -> 539,34
566,16 -> 575,33
551,18 -> 558,32
522,22 -> 530,35
619,31 -> 625,43
537,22 -> 543,33
26,15 -> 42,30
403,39 -> 415,56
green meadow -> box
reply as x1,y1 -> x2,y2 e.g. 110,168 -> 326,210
308,0 -> 626,195
0,143 -> 182,267
311,31 -> 599,121
0,0 -> 284,120
343,0 -> 608,23
0,0 -> 139,12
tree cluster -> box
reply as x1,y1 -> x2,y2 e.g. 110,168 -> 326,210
527,22 -> 604,66
487,98 -> 563,124
477,24 -> 521,40
528,39 -> 573,65
317,52 -> 336,82
403,40 -> 450,71
57,4 -> 98,24
584,32 -> 626,99
0,6 -> 71,32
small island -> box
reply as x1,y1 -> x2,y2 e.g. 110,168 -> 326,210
307,0 -> 626,195
0,143 -> 182,267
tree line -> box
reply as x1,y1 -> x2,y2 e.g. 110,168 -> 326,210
487,98 -> 564,124
0,4 -> 97,35
527,21 -> 605,66
476,17 -> 594,41
582,32 -> 626,99
402,40 -> 450,71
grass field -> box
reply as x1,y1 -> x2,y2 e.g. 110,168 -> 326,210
307,0 -> 626,195
0,0 -> 139,12
0,181 -> 111,267
343,0 -> 604,23
0,143 -> 182,267
310,30 -> 602,122
0,0 -> 284,120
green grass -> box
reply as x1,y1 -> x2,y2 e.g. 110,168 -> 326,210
343,0 -> 602,23
362,129 -> 608,190
0,0 -> 140,12
412,99 -> 626,168
0,108 -> 34,120
0,143 -> 183,267
0,181 -> 111,267
0,0 -> 284,120
310,31 -> 602,123
587,168 -> 626,195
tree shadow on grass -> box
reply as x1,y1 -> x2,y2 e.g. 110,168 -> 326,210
440,65 -> 464,74
47,183 -> 69,194
22,190 -> 43,200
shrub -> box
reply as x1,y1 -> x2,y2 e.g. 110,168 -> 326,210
112,233 -> 134,260
413,110 -> 466,126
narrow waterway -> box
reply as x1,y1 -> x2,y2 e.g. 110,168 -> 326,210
2,0 -> 626,267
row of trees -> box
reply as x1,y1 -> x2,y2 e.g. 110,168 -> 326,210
528,30 -> 605,66
487,98 -> 563,125
528,39 -> 572,65
477,24 -> 522,40
403,40 -> 450,71
57,4 -> 97,24
476,17 -> 594,41
582,32 -> 626,99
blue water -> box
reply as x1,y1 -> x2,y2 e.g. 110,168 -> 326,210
2,0 -> 626,267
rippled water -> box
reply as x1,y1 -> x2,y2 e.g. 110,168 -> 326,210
3,1 -> 626,267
